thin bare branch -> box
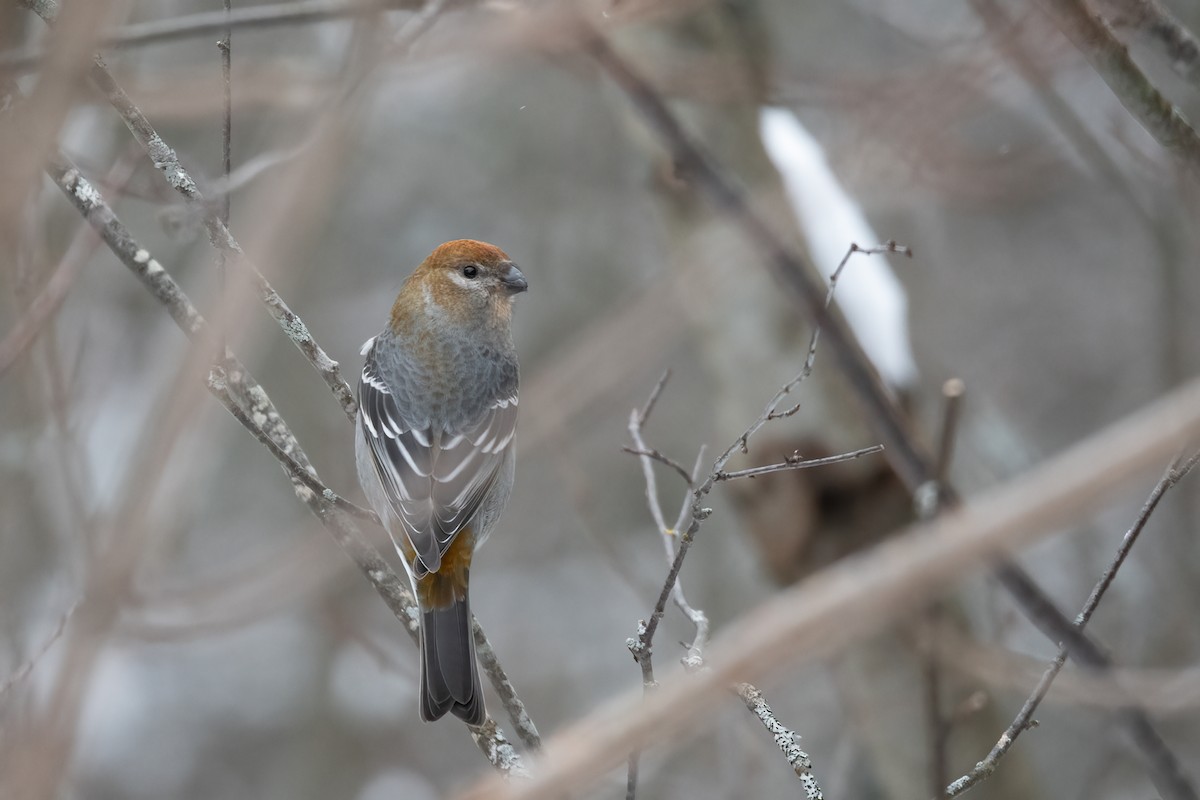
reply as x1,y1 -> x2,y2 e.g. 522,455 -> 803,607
637,368 -> 672,426
714,445 -> 884,481
621,446 -> 695,488
945,447 -> 1200,797
632,238 -> 893,670
621,238 -> 889,795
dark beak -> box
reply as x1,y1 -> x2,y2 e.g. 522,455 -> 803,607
500,262 -> 528,294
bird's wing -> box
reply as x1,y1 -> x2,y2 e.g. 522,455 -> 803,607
358,343 -> 517,577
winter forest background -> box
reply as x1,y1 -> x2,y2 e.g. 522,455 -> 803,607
3,0 -> 1200,798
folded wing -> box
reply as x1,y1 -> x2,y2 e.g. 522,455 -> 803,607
358,345 -> 517,577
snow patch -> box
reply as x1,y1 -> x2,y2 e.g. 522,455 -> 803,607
759,107 -> 919,389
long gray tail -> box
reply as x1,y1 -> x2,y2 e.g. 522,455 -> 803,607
419,593 -> 484,725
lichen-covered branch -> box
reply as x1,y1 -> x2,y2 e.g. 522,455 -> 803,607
736,684 -> 823,799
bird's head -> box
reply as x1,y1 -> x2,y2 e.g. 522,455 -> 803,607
392,239 -> 528,332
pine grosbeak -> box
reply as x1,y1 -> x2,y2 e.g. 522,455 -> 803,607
355,239 -> 527,725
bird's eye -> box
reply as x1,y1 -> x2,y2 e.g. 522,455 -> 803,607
462,265 -> 479,279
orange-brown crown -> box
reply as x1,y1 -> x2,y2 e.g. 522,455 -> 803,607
420,240 -> 511,272
390,240 -> 519,332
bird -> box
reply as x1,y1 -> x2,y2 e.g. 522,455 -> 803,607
355,239 -> 527,725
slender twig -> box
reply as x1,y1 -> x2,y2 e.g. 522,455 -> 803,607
624,376 -> 708,799
634,241 -> 889,672
44,154 -> 529,777
945,448 -> 1200,797
621,446 -> 695,487
1035,0 -> 1200,169
714,445 -> 884,481
585,25 -> 1196,800
621,240 -> 888,797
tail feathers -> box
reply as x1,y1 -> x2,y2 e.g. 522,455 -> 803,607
420,595 -> 484,725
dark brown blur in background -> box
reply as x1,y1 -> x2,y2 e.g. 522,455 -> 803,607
3,1 -> 1200,798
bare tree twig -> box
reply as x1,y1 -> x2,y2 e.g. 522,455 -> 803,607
714,445 -> 884,481
460,372 -> 1200,800
44,154 -> 529,778
584,23 -> 1196,799
621,446 -> 695,487
626,379 -> 822,798
621,240 -> 891,797
629,239 -> 889,687
946,447 -> 1200,797
1035,0 -> 1200,169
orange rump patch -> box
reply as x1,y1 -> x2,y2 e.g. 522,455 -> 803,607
416,527 -> 475,610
